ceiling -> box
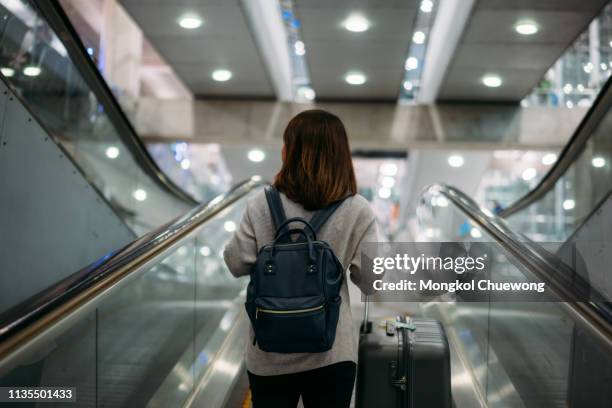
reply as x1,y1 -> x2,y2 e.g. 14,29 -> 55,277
118,0 -> 275,98
116,0 -> 609,103
438,0 -> 609,102
295,0 -> 418,101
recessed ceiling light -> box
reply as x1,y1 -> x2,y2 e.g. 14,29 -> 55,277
420,0 -> 433,13
178,14 -> 203,29
180,158 -> 191,170
212,69 -> 232,82
592,156 -> 606,168
566,100 -> 574,109
251,175 -> 262,182
541,153 -> 557,165
482,74 -> 502,88
105,146 -> 120,159
447,154 -> 464,168
470,228 -> 482,238
294,40 -> 305,56
345,71 -> 366,85
248,149 -> 265,162
412,31 -> 426,44
23,65 -> 41,77
298,86 -> 316,101
1,67 -> 15,77
562,199 -> 575,211
403,81 -> 413,91
514,20 -> 539,35
563,83 -> 573,94
380,163 -> 398,176
381,176 -> 395,189
133,188 -> 147,202
378,187 -> 391,199
343,14 -> 370,32
521,167 -> 537,181
224,221 -> 236,232
405,57 -> 419,71
199,246 -> 211,257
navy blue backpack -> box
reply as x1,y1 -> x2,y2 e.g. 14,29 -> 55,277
245,186 -> 347,353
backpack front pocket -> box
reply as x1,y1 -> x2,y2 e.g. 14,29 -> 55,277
254,297 -> 329,353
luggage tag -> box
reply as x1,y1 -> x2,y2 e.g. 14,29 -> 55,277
383,317 -> 416,336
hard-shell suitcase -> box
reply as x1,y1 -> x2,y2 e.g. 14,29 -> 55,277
356,300 -> 452,408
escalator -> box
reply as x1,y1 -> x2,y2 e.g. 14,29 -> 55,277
0,0 -> 260,406
0,1 -> 611,408
413,74 -> 612,407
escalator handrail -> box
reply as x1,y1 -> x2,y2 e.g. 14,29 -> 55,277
421,184 -> 612,351
0,178 -> 265,361
32,0 -> 198,206
500,74 -> 612,217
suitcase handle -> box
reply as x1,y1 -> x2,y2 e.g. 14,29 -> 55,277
360,295 -> 372,334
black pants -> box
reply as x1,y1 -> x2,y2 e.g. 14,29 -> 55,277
247,361 -> 357,408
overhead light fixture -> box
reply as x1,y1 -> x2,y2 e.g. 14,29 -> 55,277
23,65 -> 41,77
105,146 -> 120,159
178,14 -> 203,29
470,228 -> 482,238
132,188 -> 147,202
562,199 -> 575,211
566,100 -> 574,109
405,57 -> 419,71
224,221 -> 237,232
212,69 -> 232,82
541,153 -> 557,165
482,74 -> 502,88
447,154 -> 464,168
433,196 -> 449,207
297,86 -> 315,101
343,14 -> 370,32
180,158 -> 191,170
563,83 -> 573,94
251,175 -> 262,182
403,81 -> 413,91
294,40 -> 306,56
199,246 -> 211,257
345,71 -> 366,85
378,187 -> 391,199
521,167 -> 537,181
1,67 -> 15,77
420,0 -> 434,13
248,149 -> 265,162
592,156 -> 606,168
412,31 -> 426,44
514,20 -> 539,35
381,176 -> 395,189
380,163 -> 398,176
583,62 -> 593,74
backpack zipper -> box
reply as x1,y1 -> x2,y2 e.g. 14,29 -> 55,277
255,304 -> 324,319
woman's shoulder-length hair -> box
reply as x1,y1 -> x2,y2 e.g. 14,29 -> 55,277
274,109 -> 357,211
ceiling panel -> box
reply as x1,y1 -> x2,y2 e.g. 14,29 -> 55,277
296,0 -> 418,101
438,0 -> 609,102
119,0 -> 274,98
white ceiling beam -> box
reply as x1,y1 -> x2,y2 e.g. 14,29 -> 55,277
241,0 -> 294,101
418,0 -> 476,104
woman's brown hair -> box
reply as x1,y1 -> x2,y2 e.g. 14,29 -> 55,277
274,109 -> 357,210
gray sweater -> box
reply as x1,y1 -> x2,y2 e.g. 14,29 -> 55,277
223,189 -> 378,376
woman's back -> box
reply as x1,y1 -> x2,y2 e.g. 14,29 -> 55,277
224,189 -> 377,376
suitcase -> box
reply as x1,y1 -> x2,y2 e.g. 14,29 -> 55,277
356,299 -> 452,408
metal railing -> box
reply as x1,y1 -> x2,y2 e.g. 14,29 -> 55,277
0,179 -> 264,366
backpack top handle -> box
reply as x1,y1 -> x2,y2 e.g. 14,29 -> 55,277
274,217 -> 317,241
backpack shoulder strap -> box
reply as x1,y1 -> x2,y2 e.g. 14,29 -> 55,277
309,195 -> 350,235
265,186 -> 288,235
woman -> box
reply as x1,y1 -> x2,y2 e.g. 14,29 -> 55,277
224,109 -> 378,407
